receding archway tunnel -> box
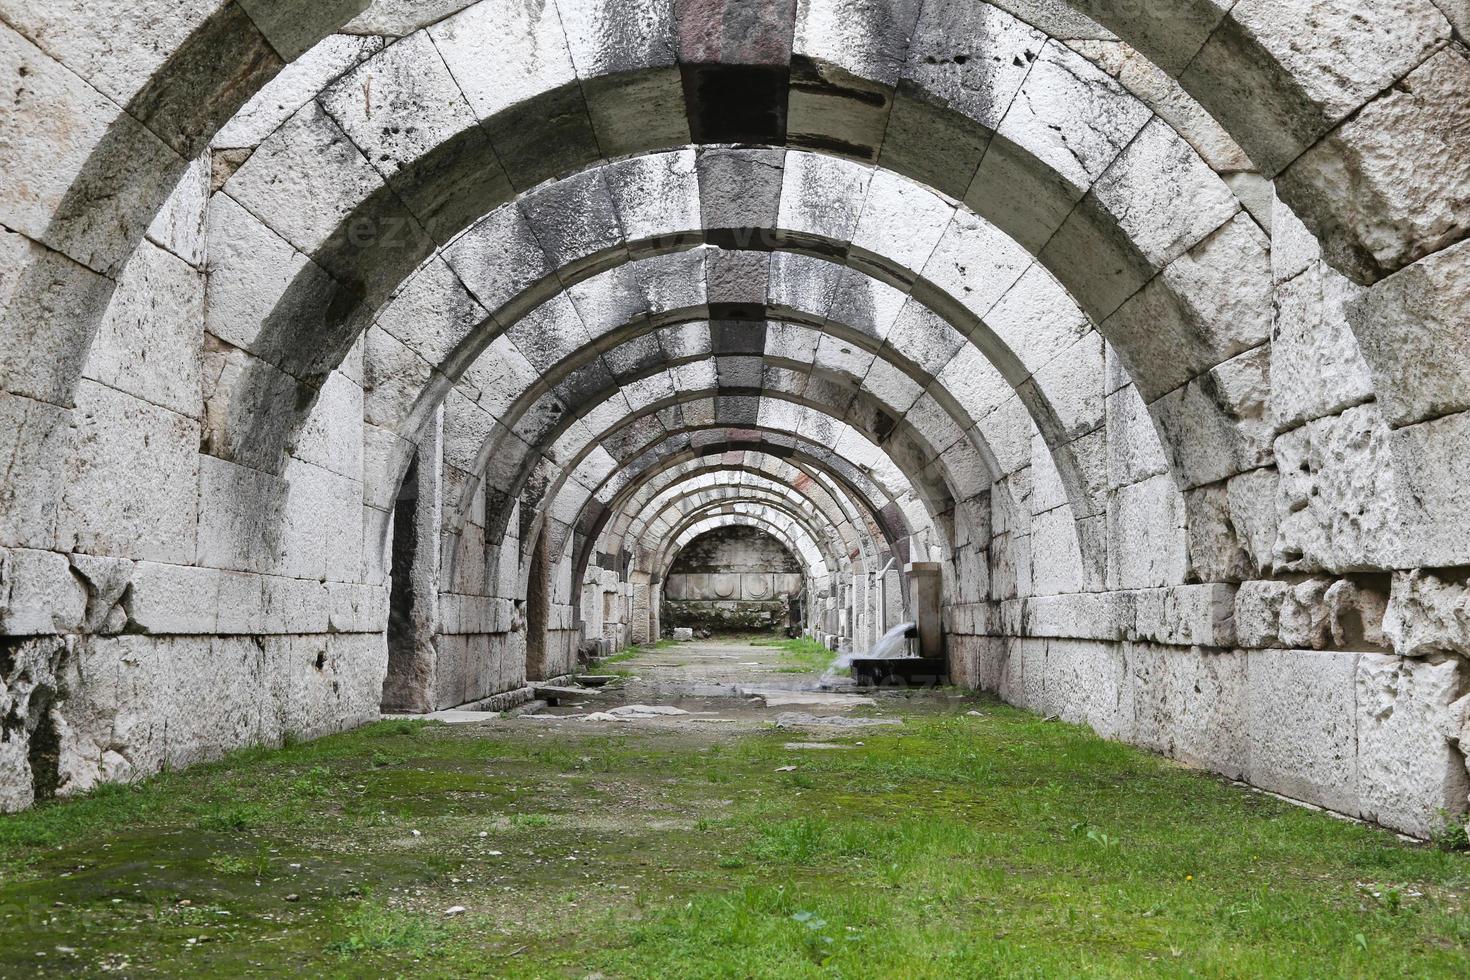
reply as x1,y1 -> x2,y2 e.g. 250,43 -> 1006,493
1,0 -> 1468,908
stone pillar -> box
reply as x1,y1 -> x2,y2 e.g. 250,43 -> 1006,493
906,561 -> 943,659
629,570 -> 652,645
383,408 -> 443,713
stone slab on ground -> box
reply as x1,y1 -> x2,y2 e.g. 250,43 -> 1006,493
773,712 -> 902,728
533,684 -> 602,704
740,687 -> 876,707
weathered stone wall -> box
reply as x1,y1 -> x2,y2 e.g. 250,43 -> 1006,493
663,526 -> 803,633
944,187 -> 1470,839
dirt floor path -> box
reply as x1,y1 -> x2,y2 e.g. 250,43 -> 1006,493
2,636 -> 1469,977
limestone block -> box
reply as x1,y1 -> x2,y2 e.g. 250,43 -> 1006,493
1029,333 -> 1104,442
599,152 -> 698,256
0,227 -> 116,407
695,147 -> 783,231
428,0 -> 576,119
1008,637 -> 1048,711
86,240 -> 204,419
1131,584 -> 1236,648
903,392 -> 965,454
0,0 -> 229,110
764,321 -> 819,369
883,302 -> 963,381
377,259 -> 490,376
57,382 -> 199,564
232,0 -> 367,60
1070,38 -> 1249,174
979,396 -> 1033,477
146,154 -> 209,266
1105,475 -> 1188,590
1185,0 -> 1449,174
1151,344 -> 1273,489
459,336 -> 541,424
792,0 -> 915,82
1384,569 -> 1470,657
767,253 -> 838,321
195,455 -> 289,575
996,41 -> 1147,192
1029,506 -> 1084,596
321,30 -> 508,241
921,210 -> 1032,328
224,100 -> 385,256
160,636 -> 269,768
776,152 -> 872,244
560,0 -> 676,81
1356,654 -> 1470,837
260,573 -> 333,634
1042,638 -> 1131,740
1274,404 -> 1404,573
319,32 -> 479,186
985,267 -> 1092,377
1270,191 -> 1320,285
1,637 -> 86,806
1276,45 -> 1470,281
1028,437 -> 1067,517
441,205 -> 553,321
850,170 -> 953,277
204,193 -> 313,353
1275,577 -> 1333,651
1103,212 -> 1272,402
1324,579 -> 1389,650
0,548 -> 85,635
1224,467 -> 1279,576
1235,579 -> 1289,649
1247,649 -> 1361,815
902,1 -> 1040,131
1023,591 -> 1132,640
947,634 -> 980,689
0,24 -> 177,273
519,169 -> 625,276
1128,643 -> 1248,779
1271,261 -> 1374,431
1391,409 -> 1470,568
813,335 -> 877,388
1182,482 -> 1252,583
1348,236 -> 1470,427
65,553 -> 135,635
214,34 -> 384,149
948,601 -> 992,637
1091,117 -> 1240,270
0,392 -> 72,551
363,325 -> 434,429
124,561 -> 220,634
293,371 -> 365,482
1435,0 -> 1470,35
990,532 -> 1031,601
319,633 -> 385,732
1105,385 -> 1168,489
951,544 -> 990,605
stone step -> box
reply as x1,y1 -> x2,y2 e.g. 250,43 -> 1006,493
532,685 -> 602,705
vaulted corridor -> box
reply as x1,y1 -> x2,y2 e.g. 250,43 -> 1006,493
2,0 -> 1470,971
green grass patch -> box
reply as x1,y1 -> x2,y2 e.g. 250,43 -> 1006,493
750,636 -> 838,674
325,898 -> 449,959
0,701 -> 1467,976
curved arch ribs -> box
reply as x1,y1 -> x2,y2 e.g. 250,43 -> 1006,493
0,0 -> 1467,838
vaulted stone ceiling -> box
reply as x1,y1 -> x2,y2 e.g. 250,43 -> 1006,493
1,0 -> 1468,840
